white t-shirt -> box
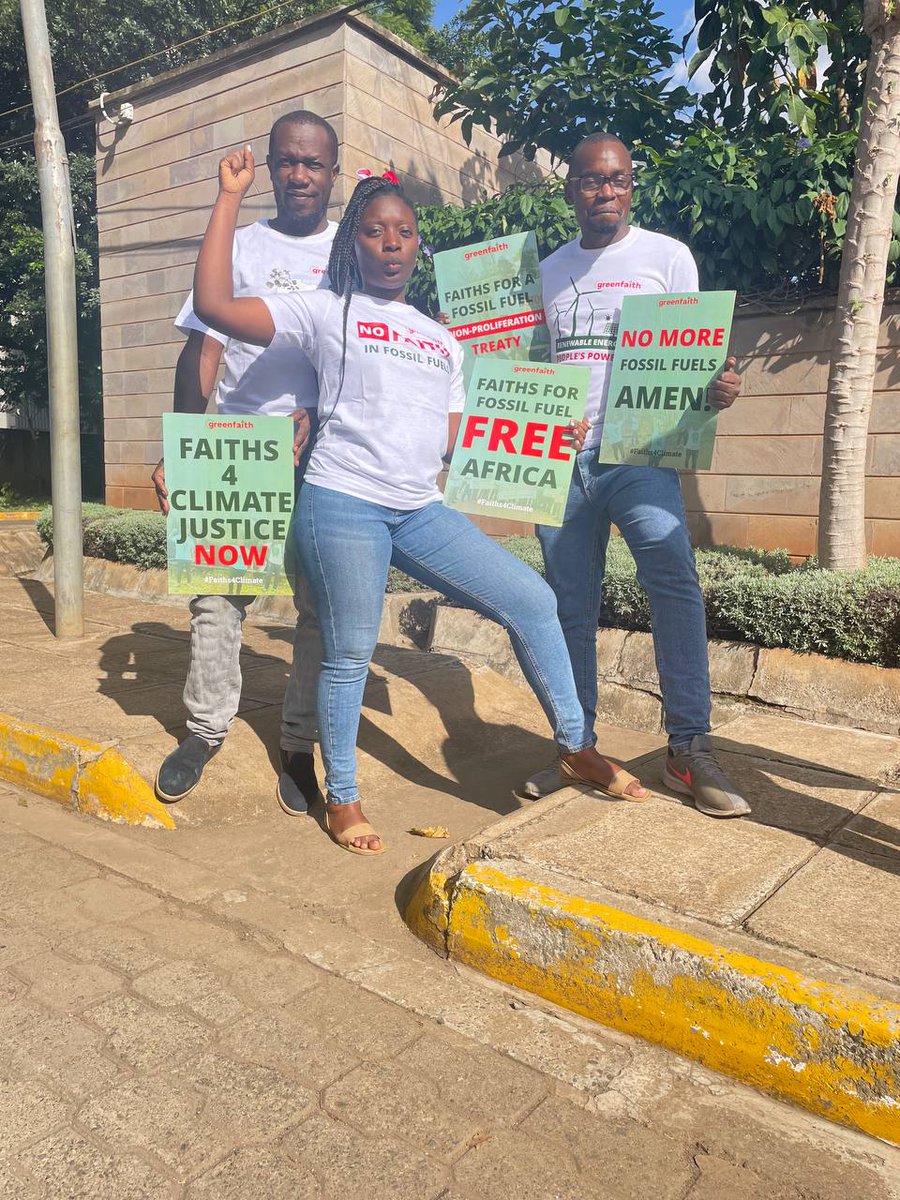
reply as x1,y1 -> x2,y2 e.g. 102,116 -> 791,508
264,290 -> 465,509
541,226 -> 699,448
175,219 -> 336,415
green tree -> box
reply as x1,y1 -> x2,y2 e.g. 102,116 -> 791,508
816,1 -> 900,568
424,13 -> 489,78
432,0 -> 692,162
688,1 -> 868,137
0,152 -> 99,426
685,0 -> 900,568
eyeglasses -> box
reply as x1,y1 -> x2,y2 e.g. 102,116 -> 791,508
569,172 -> 636,196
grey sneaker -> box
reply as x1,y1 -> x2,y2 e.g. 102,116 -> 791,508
155,735 -> 219,803
518,761 -> 565,800
663,735 -> 751,818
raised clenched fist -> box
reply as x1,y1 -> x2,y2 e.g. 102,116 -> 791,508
218,145 -> 255,198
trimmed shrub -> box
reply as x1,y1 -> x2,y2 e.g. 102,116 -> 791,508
36,502 -> 113,550
706,557 -> 900,667
36,507 -> 900,666
82,510 -> 167,570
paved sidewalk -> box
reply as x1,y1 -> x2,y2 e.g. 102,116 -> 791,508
3,781 -> 899,1198
1,569 -> 900,1190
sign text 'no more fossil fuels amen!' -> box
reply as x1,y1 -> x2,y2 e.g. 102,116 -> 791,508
162,413 -> 295,596
443,359 -> 588,527
598,290 -> 736,471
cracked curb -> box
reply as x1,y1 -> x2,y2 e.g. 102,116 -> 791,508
0,711 -> 175,829
405,826 -> 900,1146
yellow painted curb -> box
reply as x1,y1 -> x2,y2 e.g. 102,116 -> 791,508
0,510 -> 42,521
0,712 -> 175,829
407,855 -> 900,1145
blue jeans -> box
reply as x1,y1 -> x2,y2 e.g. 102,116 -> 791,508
538,453 -> 711,746
296,484 -> 594,803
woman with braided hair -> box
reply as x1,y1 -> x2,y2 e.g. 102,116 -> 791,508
194,146 -> 649,856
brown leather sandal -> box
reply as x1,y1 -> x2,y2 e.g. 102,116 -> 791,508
325,809 -> 387,856
560,757 -> 648,801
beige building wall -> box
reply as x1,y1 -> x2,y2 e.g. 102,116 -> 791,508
93,11 -> 546,510
681,297 -> 900,560
94,13 -> 899,559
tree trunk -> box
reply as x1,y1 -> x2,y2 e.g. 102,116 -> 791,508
817,0 -> 900,569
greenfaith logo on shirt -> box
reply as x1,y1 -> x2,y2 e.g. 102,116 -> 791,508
548,276 -> 642,363
265,266 -> 324,291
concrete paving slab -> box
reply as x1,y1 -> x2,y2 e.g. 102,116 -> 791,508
0,644 -> 182,706
833,789 -> 900,863
0,579 -> 55,611
648,748 -> 878,841
32,682 -> 268,741
5,786 -> 900,1193
0,609 -> 118,646
712,712 -> 900,784
747,844 -> 900,984
480,791 -> 814,927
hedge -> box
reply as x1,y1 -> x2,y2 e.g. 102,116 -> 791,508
38,504 -> 167,570
37,506 -> 900,667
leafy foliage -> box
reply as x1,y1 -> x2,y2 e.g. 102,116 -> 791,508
407,123 -> 886,301
408,176 -> 577,314
36,501 -> 111,548
689,1 -> 869,138
82,510 -> 168,569
423,14 -> 489,78
0,153 -> 100,425
633,126 -> 865,291
432,0 -> 693,162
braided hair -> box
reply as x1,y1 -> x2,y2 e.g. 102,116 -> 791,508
323,174 -> 415,416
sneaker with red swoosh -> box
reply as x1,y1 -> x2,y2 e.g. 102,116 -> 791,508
663,735 -> 751,818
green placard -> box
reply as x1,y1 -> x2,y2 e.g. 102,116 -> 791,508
162,412 -> 295,596
598,290 -> 736,470
434,231 -> 550,385
444,359 -> 588,527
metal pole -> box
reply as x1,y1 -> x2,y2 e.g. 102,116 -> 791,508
20,0 -> 84,638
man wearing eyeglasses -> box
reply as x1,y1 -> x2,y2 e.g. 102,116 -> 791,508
532,131 -> 751,819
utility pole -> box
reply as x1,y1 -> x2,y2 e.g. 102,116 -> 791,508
20,0 -> 84,638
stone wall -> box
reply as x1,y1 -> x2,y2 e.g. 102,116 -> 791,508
681,296 -> 900,559
428,604 -> 900,738
93,11 -> 546,511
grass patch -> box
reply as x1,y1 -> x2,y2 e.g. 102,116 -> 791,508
0,483 -> 49,511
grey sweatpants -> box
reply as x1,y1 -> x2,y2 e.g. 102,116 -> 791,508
183,570 -> 321,752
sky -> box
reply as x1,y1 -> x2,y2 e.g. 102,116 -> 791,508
433,0 -> 695,43
432,1 -> 706,90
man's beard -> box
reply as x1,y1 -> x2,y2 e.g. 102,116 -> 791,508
278,199 -> 327,236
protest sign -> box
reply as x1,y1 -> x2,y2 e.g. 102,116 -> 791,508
597,291 -> 736,470
443,359 -> 588,527
434,232 -> 550,383
162,413 -> 295,596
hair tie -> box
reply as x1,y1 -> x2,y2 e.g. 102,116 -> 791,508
355,167 -> 400,185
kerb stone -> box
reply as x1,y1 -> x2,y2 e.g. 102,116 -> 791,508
750,647 -> 900,734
